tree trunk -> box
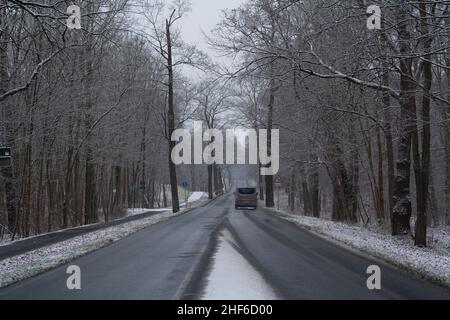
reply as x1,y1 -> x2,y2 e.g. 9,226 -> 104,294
166,19 -> 180,213
376,126 -> 385,222
0,9 -> 16,233
428,172 -> 439,226
207,164 -> 213,199
414,1 -> 432,247
213,164 -> 219,196
141,125 -> 147,208
190,165 -> 196,191
310,156 -> 320,218
288,167 -> 296,212
82,5 -> 98,225
265,77 -> 275,208
443,38 -> 450,224
163,181 -> 168,208
392,4 -> 415,235
259,169 -> 264,200
84,148 -> 97,224
380,17 -> 396,226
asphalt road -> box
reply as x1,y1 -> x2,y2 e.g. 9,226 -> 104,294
0,193 -> 449,300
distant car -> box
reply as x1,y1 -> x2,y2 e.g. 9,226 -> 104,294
234,187 -> 258,209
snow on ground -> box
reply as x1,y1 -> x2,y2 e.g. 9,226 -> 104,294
0,236 -> 12,246
0,210 -> 184,288
202,229 -> 278,300
127,192 -> 208,217
126,208 -> 170,216
188,192 -> 208,204
270,209 -> 450,288
0,208 -> 172,246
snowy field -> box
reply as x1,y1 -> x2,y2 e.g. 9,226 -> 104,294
202,229 -> 278,300
270,209 -> 450,288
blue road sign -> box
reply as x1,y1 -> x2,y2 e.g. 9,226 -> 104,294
181,181 -> 189,188
0,147 -> 11,158
0,147 -> 11,167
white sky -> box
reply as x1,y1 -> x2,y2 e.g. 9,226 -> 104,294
180,0 -> 243,54
178,0 -> 244,77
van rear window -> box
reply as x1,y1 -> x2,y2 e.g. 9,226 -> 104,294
238,188 -> 256,194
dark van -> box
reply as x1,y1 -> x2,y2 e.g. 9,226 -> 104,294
234,187 -> 258,209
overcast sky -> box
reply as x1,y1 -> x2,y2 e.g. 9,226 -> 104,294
179,0 -> 244,73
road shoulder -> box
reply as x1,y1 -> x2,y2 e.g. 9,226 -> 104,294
264,207 -> 450,290
0,197 -> 220,289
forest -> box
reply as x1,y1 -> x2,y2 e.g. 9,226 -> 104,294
0,0 -> 449,250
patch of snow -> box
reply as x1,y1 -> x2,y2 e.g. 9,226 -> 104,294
202,229 -> 278,300
0,236 -> 12,247
126,208 -> 170,216
188,192 -> 208,204
271,210 -> 450,288
0,209 -> 172,247
0,210 -> 184,288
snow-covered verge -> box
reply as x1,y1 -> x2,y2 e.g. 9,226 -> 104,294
126,208 -> 170,216
188,192 -> 208,204
0,210 -> 186,288
126,192 -> 208,217
0,198 -> 207,246
0,235 -> 13,246
0,196 -> 218,289
0,209 -> 171,247
269,209 -> 450,288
